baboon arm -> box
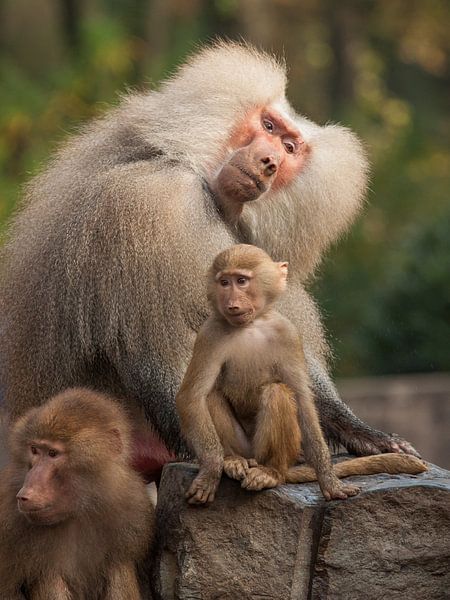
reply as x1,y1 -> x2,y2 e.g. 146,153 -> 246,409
286,453 -> 427,483
306,353 -> 421,457
176,329 -> 225,470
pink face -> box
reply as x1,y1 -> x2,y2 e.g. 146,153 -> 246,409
209,106 -> 310,223
226,106 -> 309,192
16,440 -> 74,525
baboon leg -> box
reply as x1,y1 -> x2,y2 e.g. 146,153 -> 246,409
242,383 -> 301,491
207,390 -> 255,481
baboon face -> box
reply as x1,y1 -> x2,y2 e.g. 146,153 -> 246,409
210,106 -> 309,206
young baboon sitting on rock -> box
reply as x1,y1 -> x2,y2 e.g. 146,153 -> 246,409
176,244 -> 427,504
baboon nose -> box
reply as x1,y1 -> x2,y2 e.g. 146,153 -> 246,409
261,156 -> 277,177
227,305 -> 240,313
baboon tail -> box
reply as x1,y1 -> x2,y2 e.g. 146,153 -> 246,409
285,465 -> 318,483
285,453 -> 427,484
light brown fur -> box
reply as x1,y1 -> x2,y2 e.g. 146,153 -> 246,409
0,388 -> 154,599
177,245 -> 426,504
286,453 -> 426,484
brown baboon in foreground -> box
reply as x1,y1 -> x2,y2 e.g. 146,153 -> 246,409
0,388 -> 154,599
0,42 -> 418,480
176,245 -> 426,504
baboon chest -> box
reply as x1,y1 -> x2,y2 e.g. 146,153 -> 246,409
219,324 -> 281,411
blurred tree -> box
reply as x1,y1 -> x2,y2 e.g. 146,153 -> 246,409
60,0 -> 82,56
362,208 -> 450,374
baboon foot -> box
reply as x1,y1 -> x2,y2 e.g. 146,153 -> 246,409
322,480 -> 360,501
186,471 -> 220,505
223,456 -> 258,481
241,466 -> 280,491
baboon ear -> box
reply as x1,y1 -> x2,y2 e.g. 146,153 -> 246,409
278,262 -> 288,290
109,428 -> 123,454
278,262 -> 289,279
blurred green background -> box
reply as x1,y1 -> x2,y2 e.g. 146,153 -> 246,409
0,0 -> 449,378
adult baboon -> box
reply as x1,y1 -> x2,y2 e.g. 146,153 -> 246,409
0,42 -> 418,476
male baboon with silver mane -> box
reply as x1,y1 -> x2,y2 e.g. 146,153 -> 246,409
0,42 -> 418,476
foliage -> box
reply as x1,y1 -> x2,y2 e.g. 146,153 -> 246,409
362,208 -> 450,374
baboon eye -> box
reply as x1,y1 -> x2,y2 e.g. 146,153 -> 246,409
31,445 -> 38,455
284,140 -> 296,154
48,449 -> 58,458
263,119 -> 274,133
237,277 -> 247,285
220,279 -> 229,287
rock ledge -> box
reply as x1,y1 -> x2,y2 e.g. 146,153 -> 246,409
152,460 -> 450,600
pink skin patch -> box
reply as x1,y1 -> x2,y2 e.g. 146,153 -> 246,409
226,106 -> 310,191
131,430 -> 176,484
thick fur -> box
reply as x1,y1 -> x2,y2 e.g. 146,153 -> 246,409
0,41 -> 410,458
0,388 -> 154,599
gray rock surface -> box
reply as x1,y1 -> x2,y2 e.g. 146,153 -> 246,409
152,460 -> 450,600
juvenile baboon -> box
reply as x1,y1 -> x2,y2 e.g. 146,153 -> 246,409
0,388 -> 154,599
176,245 -> 426,503
0,42 -> 418,479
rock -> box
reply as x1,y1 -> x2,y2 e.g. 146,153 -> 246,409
152,460 -> 450,600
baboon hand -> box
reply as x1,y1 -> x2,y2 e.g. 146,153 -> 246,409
342,429 -> 421,458
186,469 -> 221,505
322,479 -> 360,501
387,433 -> 421,457
223,456 -> 258,481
